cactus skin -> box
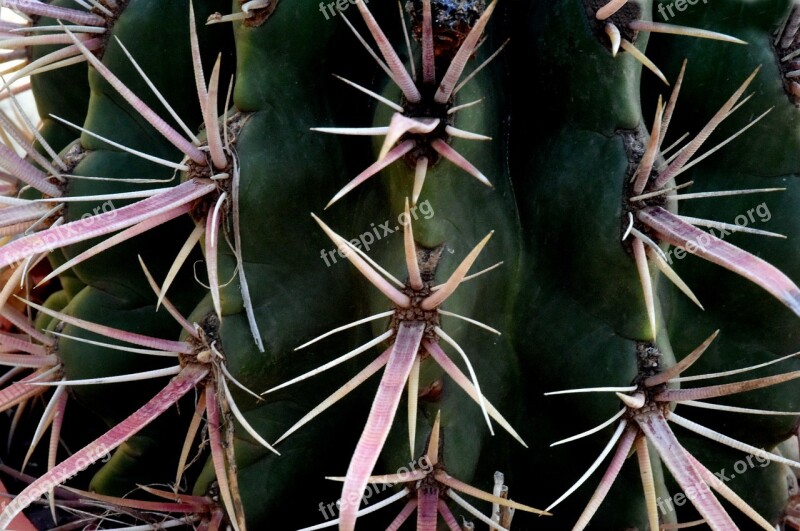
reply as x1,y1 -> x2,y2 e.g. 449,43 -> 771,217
1,0 -> 800,529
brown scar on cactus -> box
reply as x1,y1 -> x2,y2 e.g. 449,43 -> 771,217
0,277 -> 275,530
620,63 -> 800,338
259,200 -> 521,530
313,0 -> 502,208
299,412 -> 547,531
589,0 -> 745,84
545,331 -> 800,531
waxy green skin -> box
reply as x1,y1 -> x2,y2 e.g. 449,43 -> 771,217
29,0 -> 92,154
509,0 -> 676,527
188,2 -> 388,525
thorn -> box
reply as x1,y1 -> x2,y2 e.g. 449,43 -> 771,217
431,139 -> 493,187
378,114 -> 438,161
620,39 -> 669,85
422,231 -> 494,310
157,224 -> 205,311
437,309 -> 501,335
412,157 -> 428,206
421,0 -> 435,84
605,23 -> 621,57
408,357 -> 420,460
631,237 -> 657,340
629,20 -> 747,45
403,198 -> 423,290
453,39 -> 510,96
596,0 -> 627,20
659,59 -> 687,147
616,391 -> 646,409
332,74 -> 404,112
550,409 -> 626,447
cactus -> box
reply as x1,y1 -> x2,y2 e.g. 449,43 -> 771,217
0,0 -> 799,529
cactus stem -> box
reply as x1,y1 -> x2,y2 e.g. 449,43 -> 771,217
629,20 -> 747,45
435,0 -> 497,104
682,451 -> 774,531
551,409 -> 626,448
572,427 -> 638,531
431,139 -> 493,188
648,248 -> 704,310
437,309 -> 501,336
681,399 -> 800,416
20,383 -> 64,472
325,140 -> 415,209
50,114 -> 189,172
22,298 -> 193,354
677,214 -> 785,238
434,325 -> 493,435
596,0 -> 628,21
424,341 -> 525,446
273,349 -> 391,446
620,39 -> 669,86
353,0 -> 421,103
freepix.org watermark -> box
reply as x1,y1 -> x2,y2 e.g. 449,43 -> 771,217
656,451 -> 771,515
319,200 -> 435,267
318,0 -> 368,20
317,455 -> 433,520
662,202 -> 772,265
657,0 -> 709,21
